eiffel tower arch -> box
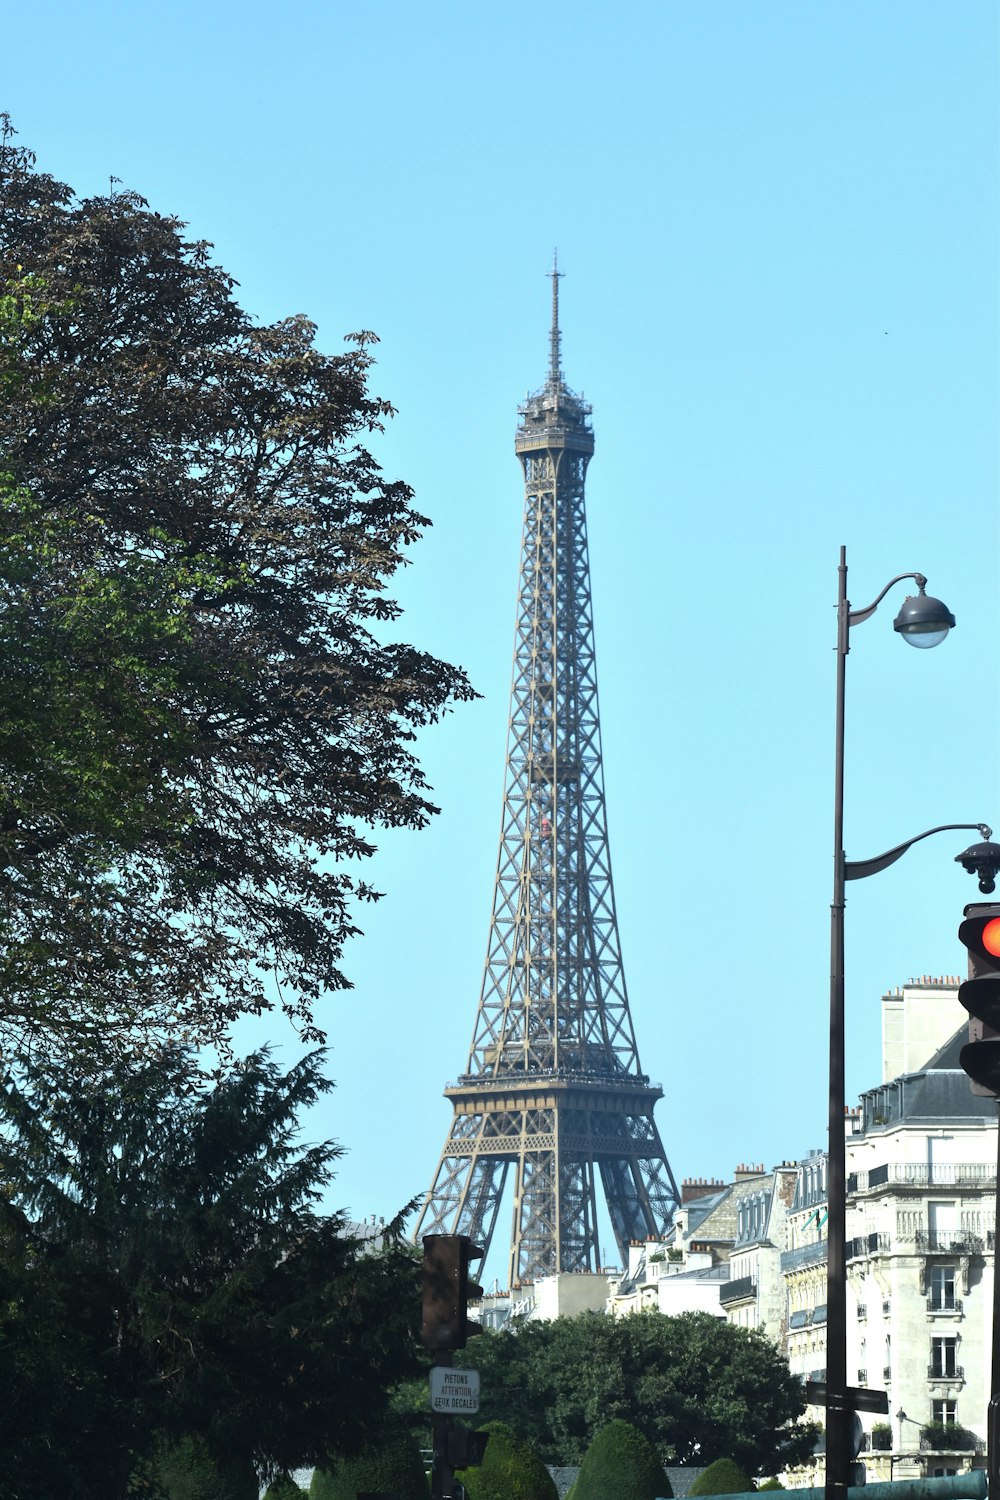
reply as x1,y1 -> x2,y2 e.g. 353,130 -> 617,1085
415,265 -> 680,1286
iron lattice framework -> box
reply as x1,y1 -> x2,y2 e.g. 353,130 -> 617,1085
415,268 -> 680,1285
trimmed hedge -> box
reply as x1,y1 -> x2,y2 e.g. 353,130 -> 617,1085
687,1458 -> 753,1495
156,1435 -> 258,1500
572,1419 -> 673,1500
309,1428 -> 428,1500
457,1421 -> 557,1500
263,1479 -> 306,1499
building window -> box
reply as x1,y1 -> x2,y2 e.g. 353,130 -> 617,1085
928,1201 -> 959,1252
930,1264 -> 957,1310
933,1400 -> 957,1427
931,1338 -> 958,1378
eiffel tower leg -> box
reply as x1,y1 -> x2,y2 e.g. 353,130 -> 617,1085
414,1115 -> 510,1261
508,1142 -> 607,1283
559,1156 -> 601,1272
509,1141 -> 560,1285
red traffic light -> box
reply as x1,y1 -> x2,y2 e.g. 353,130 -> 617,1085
958,904 -> 1000,1098
958,907 -> 1000,968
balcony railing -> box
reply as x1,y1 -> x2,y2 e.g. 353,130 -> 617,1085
916,1232 -> 985,1253
919,1425 -> 981,1453
927,1296 -> 963,1315
780,1241 -> 827,1273
928,1364 -> 964,1381
846,1232 -> 890,1260
856,1163 -> 996,1192
720,1276 -> 756,1307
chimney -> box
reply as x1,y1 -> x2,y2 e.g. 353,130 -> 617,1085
681,1176 -> 726,1204
733,1162 -> 766,1181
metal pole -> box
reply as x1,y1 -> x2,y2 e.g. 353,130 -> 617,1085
988,1103 -> 1000,1497
827,544 -> 850,1500
430,1351 -> 454,1500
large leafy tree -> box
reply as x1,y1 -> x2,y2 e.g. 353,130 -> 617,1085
455,1311 -> 818,1474
0,1047 -> 423,1495
0,117 -> 473,1066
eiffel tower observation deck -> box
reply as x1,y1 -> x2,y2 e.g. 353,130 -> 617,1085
415,264 -> 680,1286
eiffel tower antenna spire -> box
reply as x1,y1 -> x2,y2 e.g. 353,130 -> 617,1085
415,270 -> 680,1285
548,248 -> 563,387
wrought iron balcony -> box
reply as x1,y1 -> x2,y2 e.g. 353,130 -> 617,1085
780,1240 -> 828,1273
919,1424 -> 980,1453
846,1232 -> 890,1259
855,1162 -> 996,1192
720,1275 -> 756,1307
926,1296 -> 963,1315
915,1232 -> 985,1253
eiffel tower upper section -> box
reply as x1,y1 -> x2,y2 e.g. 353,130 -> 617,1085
415,265 -> 680,1285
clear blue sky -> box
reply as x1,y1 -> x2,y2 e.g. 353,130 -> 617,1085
5,1 -> 998,1279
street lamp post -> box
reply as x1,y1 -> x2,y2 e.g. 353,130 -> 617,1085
826,545 -> 960,1500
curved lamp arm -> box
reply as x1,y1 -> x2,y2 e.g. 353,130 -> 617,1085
845,822 -> 993,882
848,572 -> 926,629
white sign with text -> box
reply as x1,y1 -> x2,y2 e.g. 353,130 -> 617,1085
429,1367 -> 480,1414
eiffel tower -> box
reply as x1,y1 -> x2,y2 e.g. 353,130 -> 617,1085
415,265 -> 680,1286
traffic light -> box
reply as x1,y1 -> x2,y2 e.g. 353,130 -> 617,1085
421,1234 -> 484,1351
448,1429 -> 490,1468
957,903 -> 1000,1096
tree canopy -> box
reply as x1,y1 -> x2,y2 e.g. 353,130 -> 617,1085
0,1047 -> 423,1494
455,1310 -> 818,1473
0,117 -> 472,1067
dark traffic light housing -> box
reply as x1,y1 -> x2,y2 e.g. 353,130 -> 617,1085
448,1429 -> 490,1468
421,1234 -> 484,1351
957,903 -> 1000,1096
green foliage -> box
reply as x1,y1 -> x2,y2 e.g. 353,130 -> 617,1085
756,1481 -> 785,1491
457,1421 -> 557,1500
0,116 -> 473,1070
455,1310 -> 818,1474
309,1426 -> 428,1500
0,1225 -> 140,1500
0,1048 -> 422,1493
687,1458 -> 753,1495
920,1422 -> 977,1452
156,1435 -> 258,1500
869,1423 -> 892,1452
572,1419 -> 672,1500
262,1478 -> 308,1500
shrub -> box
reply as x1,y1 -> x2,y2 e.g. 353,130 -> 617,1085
920,1422 -> 978,1452
157,1435 -> 258,1500
457,1421 -> 557,1500
309,1428 -> 428,1500
870,1423 -> 892,1452
263,1479 -> 306,1499
573,1419 -> 673,1500
687,1457 -> 753,1495
757,1481 -> 784,1491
